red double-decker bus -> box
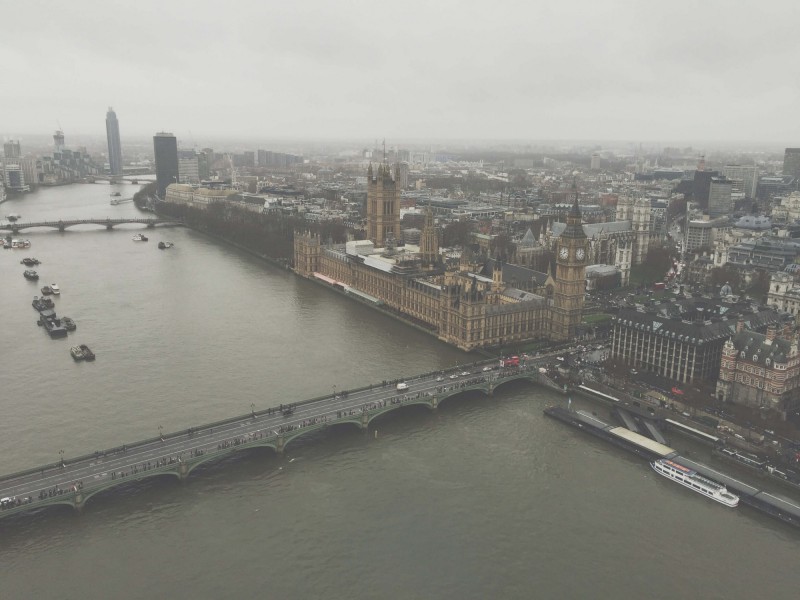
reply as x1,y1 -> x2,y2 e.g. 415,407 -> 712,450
500,356 -> 520,368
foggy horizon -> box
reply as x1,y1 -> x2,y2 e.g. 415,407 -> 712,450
3,1 -> 798,147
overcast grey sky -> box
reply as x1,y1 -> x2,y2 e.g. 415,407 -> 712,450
3,0 -> 798,145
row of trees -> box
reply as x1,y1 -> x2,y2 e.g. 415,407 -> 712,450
709,264 -> 771,301
156,200 -> 347,260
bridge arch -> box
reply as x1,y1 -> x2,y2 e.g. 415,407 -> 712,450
489,374 -> 538,395
184,442 -> 279,477
279,419 -> 364,453
437,386 -> 490,408
365,399 -> 434,427
78,471 -> 182,508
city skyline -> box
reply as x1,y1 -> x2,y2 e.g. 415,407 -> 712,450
2,1 -> 798,144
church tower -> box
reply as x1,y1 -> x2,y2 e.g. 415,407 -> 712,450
632,198 -> 652,265
419,206 -> 439,266
366,163 -> 401,247
293,231 -> 321,277
550,186 -> 587,341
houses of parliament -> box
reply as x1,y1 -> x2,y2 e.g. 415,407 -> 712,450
293,162 -> 587,351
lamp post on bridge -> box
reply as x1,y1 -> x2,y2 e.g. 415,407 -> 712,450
333,384 -> 337,399
59,449 -> 64,468
159,425 -> 163,442
251,403 -> 256,419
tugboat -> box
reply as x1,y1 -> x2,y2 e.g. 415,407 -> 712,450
79,344 -> 95,361
132,233 -> 149,242
50,283 -> 61,295
23,269 -> 39,280
70,346 -> 85,361
41,285 -> 53,296
6,213 -> 21,222
32,296 -> 55,311
21,257 -> 40,266
61,316 -> 76,331
158,241 -> 174,250
40,314 -> 68,338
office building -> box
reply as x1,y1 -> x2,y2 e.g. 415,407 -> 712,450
178,150 -> 200,184
3,140 -> 21,160
105,107 -> 123,176
783,148 -> 800,179
692,170 -> 719,210
708,177 -> 733,218
2,140 -> 30,192
721,165 -> 759,200
611,298 -> 783,384
153,132 -> 179,198
53,130 -> 65,152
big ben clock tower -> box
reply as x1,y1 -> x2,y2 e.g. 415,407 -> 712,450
551,186 -> 587,341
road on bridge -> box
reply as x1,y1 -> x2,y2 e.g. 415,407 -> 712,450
0,347 -> 577,517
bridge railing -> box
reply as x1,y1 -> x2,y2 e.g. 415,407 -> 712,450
0,358 -> 540,484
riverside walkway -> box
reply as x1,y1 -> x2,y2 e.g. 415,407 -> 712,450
0,356 -> 566,519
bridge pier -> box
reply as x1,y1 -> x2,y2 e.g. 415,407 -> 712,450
178,461 -> 189,481
276,435 -> 285,454
73,492 -> 85,512
431,396 -> 438,409
106,222 -> 113,230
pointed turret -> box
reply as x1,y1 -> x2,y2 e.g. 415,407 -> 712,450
492,257 -> 503,291
561,182 -> 586,240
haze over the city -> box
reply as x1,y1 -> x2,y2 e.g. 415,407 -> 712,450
3,0 -> 799,145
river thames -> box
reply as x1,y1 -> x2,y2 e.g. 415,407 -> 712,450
1,183 -> 799,599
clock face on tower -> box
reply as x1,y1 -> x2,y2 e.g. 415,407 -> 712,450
576,248 -> 585,261
559,247 -> 569,259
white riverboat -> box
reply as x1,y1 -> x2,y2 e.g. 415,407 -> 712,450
651,458 -> 739,507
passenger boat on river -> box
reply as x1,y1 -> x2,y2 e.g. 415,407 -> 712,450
651,458 -> 739,507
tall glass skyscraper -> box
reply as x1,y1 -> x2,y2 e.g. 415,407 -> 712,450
153,132 -> 179,198
105,107 -> 123,176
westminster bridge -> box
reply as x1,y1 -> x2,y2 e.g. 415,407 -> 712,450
0,355 -> 568,519
0,218 -> 182,233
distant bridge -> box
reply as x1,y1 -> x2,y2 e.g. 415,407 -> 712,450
1,218 -> 183,233
90,172 -> 154,183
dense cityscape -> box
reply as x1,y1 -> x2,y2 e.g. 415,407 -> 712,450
5,110 -> 800,499
3,2 -> 800,597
